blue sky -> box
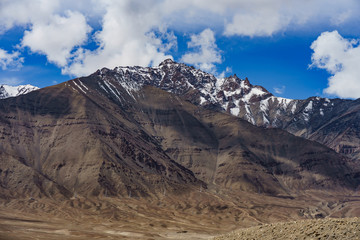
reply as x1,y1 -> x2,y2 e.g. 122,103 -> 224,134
0,0 -> 360,100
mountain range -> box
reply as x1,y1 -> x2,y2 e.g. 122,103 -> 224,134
2,60 -> 359,163
0,59 -> 360,238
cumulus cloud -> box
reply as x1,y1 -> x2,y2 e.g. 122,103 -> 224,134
21,10 -> 91,67
0,49 -> 23,70
181,29 -> 222,74
63,0 -> 175,76
310,31 -> 360,99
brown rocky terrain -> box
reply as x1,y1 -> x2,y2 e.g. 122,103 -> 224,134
1,190 -> 360,240
214,217 -> 360,240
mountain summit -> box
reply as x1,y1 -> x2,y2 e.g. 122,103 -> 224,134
97,59 -> 272,112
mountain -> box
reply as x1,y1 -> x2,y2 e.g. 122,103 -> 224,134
1,60 -> 358,201
97,59 -> 360,162
1,60 -> 360,238
0,84 -> 39,99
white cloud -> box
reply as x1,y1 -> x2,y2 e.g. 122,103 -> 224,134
62,0 -> 175,76
0,77 -> 23,85
0,0 -> 59,32
0,0 -> 100,32
181,29 -> 222,74
223,0 -> 360,37
224,12 -> 285,37
0,49 -> 23,70
310,31 -> 360,99
273,86 -> 286,95
223,1 -> 289,37
21,10 -> 91,67
0,0 -> 360,78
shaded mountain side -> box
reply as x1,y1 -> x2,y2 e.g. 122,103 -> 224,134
305,101 -> 360,161
123,85 -> 360,196
240,96 -> 360,163
0,84 -> 201,199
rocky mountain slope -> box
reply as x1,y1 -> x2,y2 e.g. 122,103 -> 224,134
0,83 -> 202,199
0,84 -> 39,99
96,59 -> 360,162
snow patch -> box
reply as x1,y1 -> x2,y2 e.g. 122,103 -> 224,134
262,113 -> 270,125
240,80 -> 250,89
98,82 -> 109,94
103,80 -> 122,102
73,81 -> 86,94
78,80 -> 88,91
291,102 -> 297,114
304,101 -> 313,112
215,78 -> 225,90
199,96 -> 207,105
230,107 -> 240,116
243,87 -> 266,103
244,104 -> 255,124
260,98 -> 269,112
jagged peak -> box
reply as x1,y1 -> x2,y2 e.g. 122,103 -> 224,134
159,58 -> 176,66
243,77 -> 251,86
224,74 -> 241,82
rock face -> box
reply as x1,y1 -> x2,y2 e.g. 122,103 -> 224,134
0,62 -> 359,200
91,59 -> 360,162
0,84 -> 39,99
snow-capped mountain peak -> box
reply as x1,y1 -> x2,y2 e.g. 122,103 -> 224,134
93,59 -> 275,114
0,84 -> 39,99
